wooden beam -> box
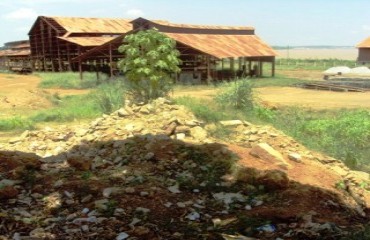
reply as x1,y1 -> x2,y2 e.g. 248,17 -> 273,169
272,59 -> 275,77
40,21 -> 47,71
78,47 -> 83,80
109,44 -> 113,78
221,58 -> 224,80
67,43 -> 72,71
48,24 -> 55,72
79,61 -> 83,80
206,56 -> 212,84
259,60 -> 263,77
230,58 -> 235,79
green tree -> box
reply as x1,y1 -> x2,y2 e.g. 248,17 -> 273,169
118,29 -> 181,102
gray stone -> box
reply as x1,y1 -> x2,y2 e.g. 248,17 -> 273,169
250,143 -> 290,170
288,152 -> 302,162
190,126 -> 208,141
220,120 -> 244,127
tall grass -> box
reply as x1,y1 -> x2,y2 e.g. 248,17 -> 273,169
272,108 -> 370,170
0,117 -> 34,131
37,72 -> 109,89
92,82 -> 125,114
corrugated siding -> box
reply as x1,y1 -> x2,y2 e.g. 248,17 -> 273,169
49,17 -> 132,34
58,36 -> 116,47
164,33 -> 277,58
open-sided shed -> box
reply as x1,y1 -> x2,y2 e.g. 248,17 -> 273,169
28,16 -> 132,71
0,40 -> 31,72
73,18 -> 277,82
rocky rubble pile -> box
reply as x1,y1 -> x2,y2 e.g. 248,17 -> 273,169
0,98 -> 370,239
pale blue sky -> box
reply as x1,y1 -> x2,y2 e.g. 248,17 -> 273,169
0,0 -> 369,47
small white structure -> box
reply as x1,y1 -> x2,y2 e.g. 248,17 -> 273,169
323,66 -> 351,76
349,66 -> 370,76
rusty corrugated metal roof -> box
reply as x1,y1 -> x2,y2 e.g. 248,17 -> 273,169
47,17 -> 132,34
151,20 -> 254,31
164,33 -> 277,58
0,49 -> 30,57
357,37 -> 370,48
11,43 -> 30,49
58,36 -> 117,47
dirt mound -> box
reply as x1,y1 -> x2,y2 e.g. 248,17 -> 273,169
1,98 -> 370,239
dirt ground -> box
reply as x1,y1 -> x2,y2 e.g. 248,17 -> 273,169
256,87 -> 370,109
0,73 -> 89,112
2,71 -> 370,115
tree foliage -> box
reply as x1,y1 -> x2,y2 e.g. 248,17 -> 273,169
118,29 -> 181,102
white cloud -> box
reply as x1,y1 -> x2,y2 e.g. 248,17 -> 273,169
126,9 -> 144,17
4,8 -> 38,20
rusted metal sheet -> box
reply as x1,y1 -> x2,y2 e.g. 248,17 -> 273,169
48,17 -> 132,34
58,36 -> 116,47
0,49 -> 30,57
11,43 -> 30,49
164,33 -> 277,59
151,20 -> 254,30
357,37 -> 370,48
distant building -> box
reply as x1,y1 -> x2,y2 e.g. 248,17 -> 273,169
357,37 -> 370,64
0,40 -> 31,72
28,16 -> 132,71
73,17 -> 277,82
6,16 -> 276,81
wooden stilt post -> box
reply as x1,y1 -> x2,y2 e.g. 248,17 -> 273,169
79,60 -> 83,80
206,56 -> 212,84
248,60 -> 252,76
221,58 -> 224,80
67,43 -> 72,71
57,43 -> 62,72
48,25 -> 55,72
230,58 -> 235,79
40,21 -> 47,71
109,44 -> 113,79
78,47 -> 83,80
272,58 -> 275,77
259,60 -> 263,77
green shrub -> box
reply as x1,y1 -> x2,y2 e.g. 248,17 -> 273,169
92,82 -> 125,114
215,80 -> 254,110
118,29 -> 181,102
38,72 -> 108,89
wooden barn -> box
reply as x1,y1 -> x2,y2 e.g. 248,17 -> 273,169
28,16 -> 132,72
357,37 -> 370,64
0,40 -> 31,73
73,17 -> 277,82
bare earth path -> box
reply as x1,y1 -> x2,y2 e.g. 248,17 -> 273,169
256,87 -> 370,109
